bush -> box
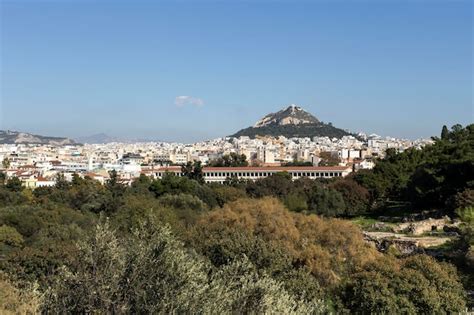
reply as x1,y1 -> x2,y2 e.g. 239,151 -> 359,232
191,197 -> 378,286
0,272 -> 43,314
342,255 -> 466,313
456,206 -> 474,225
44,218 -> 326,314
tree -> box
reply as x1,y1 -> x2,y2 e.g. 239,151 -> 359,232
0,172 -> 6,185
44,219 -> 326,314
307,186 -> 346,217
245,172 -> 293,198
353,124 -> 474,212
2,158 -> 10,170
106,170 -> 123,194
441,125 -> 449,140
129,174 -> 152,196
104,170 -> 125,213
5,177 -> 23,192
181,161 -> 204,184
208,153 -> 249,167
191,197 -> 378,286
284,193 -> 308,212
341,255 -> 466,313
54,173 -> 70,190
44,220 -> 128,313
0,225 -> 24,249
318,152 -> 340,166
329,179 -> 370,216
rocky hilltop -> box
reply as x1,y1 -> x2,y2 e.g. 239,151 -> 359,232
0,130 -> 77,145
232,105 -> 352,139
254,104 -> 319,127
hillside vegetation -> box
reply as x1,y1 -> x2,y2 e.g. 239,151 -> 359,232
232,122 -> 352,139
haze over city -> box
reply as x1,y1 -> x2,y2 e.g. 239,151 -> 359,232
1,1 -> 472,142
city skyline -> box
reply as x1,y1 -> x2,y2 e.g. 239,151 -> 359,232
1,1 -> 472,142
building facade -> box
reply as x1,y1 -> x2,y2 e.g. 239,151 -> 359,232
145,166 -> 352,184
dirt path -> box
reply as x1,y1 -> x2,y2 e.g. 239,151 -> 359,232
364,231 -> 451,248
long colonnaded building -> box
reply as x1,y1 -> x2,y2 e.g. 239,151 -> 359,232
142,166 -> 352,184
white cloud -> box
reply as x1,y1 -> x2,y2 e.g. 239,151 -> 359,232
174,96 -> 204,107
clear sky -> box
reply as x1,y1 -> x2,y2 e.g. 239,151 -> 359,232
1,0 -> 472,142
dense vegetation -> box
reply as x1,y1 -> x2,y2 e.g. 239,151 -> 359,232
231,122 -> 352,139
0,124 -> 472,313
208,152 -> 249,167
354,124 -> 473,213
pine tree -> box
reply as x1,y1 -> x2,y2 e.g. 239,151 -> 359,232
441,125 -> 449,140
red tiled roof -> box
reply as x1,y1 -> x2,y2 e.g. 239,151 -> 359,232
202,166 -> 350,171
152,166 -> 350,172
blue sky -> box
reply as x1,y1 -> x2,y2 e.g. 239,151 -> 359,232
1,0 -> 472,142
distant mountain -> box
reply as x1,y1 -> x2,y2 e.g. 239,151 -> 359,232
231,105 -> 352,139
76,133 -> 121,144
0,130 -> 77,145
76,133 -> 163,144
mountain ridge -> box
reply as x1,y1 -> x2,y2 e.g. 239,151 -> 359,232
0,130 -> 77,145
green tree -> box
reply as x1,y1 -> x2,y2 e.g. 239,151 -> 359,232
2,158 -> 10,170
104,170 -> 125,213
54,173 -> 70,190
209,153 -> 248,167
441,125 -> 449,140
284,193 -> 308,212
129,173 -> 152,196
181,161 -> 204,184
342,255 -> 466,313
5,177 -> 23,193
307,186 -> 346,217
329,178 -> 370,216
0,225 -> 24,253
318,151 -> 340,166
44,219 -> 326,314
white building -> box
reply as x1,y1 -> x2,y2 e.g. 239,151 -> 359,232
146,166 -> 352,184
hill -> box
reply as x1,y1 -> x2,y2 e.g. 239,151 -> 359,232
0,130 -> 77,145
231,105 -> 352,139
76,133 -> 164,144
75,133 -> 121,144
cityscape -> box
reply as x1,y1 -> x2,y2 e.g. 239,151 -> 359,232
0,1 -> 472,314
0,105 -> 434,187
